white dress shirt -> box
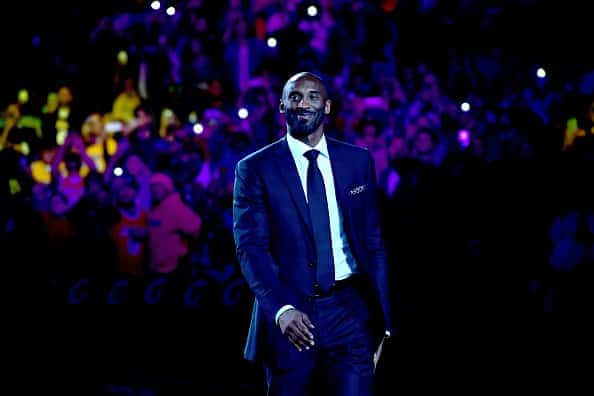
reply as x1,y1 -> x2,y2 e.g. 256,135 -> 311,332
275,132 -> 357,324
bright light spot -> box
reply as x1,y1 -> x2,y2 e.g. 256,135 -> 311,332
56,130 -> 68,146
238,108 -> 249,119
188,111 -> 198,124
307,5 -> 318,17
460,102 -> 470,112
58,107 -> 70,120
18,89 -> 29,104
267,37 -> 277,48
166,6 -> 175,16
117,50 -> 128,65
114,167 -> 123,177
150,1 -> 161,10
537,67 -> 546,78
193,123 -> 204,134
457,129 -> 471,148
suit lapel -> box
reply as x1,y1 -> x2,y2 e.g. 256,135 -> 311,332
274,137 -> 314,241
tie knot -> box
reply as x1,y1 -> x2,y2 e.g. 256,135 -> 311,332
304,149 -> 320,162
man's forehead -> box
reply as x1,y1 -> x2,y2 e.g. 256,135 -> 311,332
283,77 -> 326,96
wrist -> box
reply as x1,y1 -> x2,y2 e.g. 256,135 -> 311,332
275,305 -> 296,326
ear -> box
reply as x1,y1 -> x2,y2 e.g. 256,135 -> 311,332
279,100 -> 286,114
324,99 -> 331,115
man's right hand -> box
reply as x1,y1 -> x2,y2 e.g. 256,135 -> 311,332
278,309 -> 315,352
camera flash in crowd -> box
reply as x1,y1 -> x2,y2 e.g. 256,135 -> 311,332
460,102 -> 470,112
267,37 -> 277,48
307,5 -> 318,17
238,108 -> 249,119
166,6 -> 176,16
114,167 -> 124,177
537,67 -> 546,79
193,123 -> 204,135
150,1 -> 161,10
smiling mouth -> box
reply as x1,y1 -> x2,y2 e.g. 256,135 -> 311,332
297,113 -> 314,120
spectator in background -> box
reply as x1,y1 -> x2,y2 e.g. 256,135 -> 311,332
355,117 -> 389,178
411,127 -> 442,166
30,143 -> 56,185
121,104 -> 161,171
81,113 -> 118,174
110,77 -> 141,123
223,8 -> 268,96
1,103 -> 38,156
378,135 -> 408,198
50,133 -> 96,207
41,92 -> 59,146
54,86 -> 76,145
111,174 -> 148,277
148,172 -> 202,275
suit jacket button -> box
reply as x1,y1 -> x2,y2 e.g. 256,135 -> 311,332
308,262 -> 314,268
313,283 -> 320,290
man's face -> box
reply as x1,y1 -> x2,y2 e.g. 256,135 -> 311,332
280,77 -> 331,139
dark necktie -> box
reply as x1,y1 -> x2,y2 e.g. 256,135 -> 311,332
304,149 -> 334,292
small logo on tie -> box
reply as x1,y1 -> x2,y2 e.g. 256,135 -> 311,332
349,184 -> 366,196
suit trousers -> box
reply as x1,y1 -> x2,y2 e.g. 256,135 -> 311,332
265,283 -> 375,396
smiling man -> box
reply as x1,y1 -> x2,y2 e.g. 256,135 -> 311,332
233,72 -> 393,396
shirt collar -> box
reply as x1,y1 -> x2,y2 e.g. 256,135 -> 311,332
286,132 -> 329,161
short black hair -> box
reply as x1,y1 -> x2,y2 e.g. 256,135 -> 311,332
282,72 -> 328,100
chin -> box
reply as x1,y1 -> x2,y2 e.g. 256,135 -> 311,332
289,129 -> 312,139
289,122 -> 320,138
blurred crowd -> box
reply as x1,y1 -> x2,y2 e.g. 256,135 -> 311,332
1,0 -> 593,318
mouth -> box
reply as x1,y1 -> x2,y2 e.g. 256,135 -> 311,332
296,112 -> 315,121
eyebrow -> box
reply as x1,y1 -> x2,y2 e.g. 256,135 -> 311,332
288,90 -> 322,96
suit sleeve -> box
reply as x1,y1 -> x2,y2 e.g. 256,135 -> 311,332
364,152 -> 393,333
233,158 -> 294,323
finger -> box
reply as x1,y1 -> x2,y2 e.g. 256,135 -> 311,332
296,328 -> 313,349
288,322 -> 309,342
288,323 -> 310,349
301,313 -> 315,329
296,317 -> 315,342
288,330 -> 310,351
288,336 -> 302,352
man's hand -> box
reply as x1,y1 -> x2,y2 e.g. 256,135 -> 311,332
278,309 -> 315,352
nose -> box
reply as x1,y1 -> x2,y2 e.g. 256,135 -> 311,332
296,96 -> 311,109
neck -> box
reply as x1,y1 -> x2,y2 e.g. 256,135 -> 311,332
290,128 -> 324,148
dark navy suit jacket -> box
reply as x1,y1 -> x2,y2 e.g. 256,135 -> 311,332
233,135 -> 392,368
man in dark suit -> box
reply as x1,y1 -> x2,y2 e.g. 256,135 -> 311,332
233,72 -> 392,395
